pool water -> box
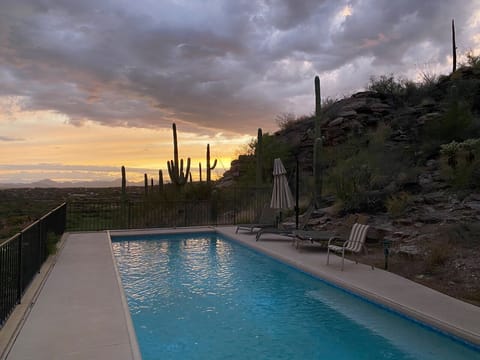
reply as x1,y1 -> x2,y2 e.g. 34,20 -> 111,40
112,232 -> 480,360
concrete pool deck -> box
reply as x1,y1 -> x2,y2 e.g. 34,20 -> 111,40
1,226 -> 479,359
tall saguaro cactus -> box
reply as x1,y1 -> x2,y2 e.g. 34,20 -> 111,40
313,76 -> 323,208
199,162 -> 203,182
121,166 -> 127,200
256,128 -> 263,187
158,170 -> 164,192
144,173 -> 148,195
452,19 -> 457,73
167,123 -> 191,186
206,144 -> 217,184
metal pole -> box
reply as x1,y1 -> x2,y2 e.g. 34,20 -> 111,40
17,233 -> 23,303
295,155 -> 299,229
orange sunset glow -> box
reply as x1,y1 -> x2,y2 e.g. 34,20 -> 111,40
0,103 -> 251,183
0,1 -> 479,185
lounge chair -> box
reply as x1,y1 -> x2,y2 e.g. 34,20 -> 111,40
292,213 -> 365,249
293,230 -> 335,248
326,223 -> 370,271
255,206 -> 314,241
235,206 -> 277,234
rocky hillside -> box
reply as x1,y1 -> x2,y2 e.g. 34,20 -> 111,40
219,65 -> 480,305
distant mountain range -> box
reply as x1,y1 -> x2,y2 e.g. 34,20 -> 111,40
0,178 -> 145,189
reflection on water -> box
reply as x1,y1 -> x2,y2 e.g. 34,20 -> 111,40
112,233 -> 480,360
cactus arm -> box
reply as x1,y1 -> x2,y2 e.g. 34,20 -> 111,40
167,123 -> 192,187
206,144 -> 217,183
184,157 -> 191,181
159,169 -> 164,192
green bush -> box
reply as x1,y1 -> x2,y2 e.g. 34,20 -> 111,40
424,241 -> 451,273
368,74 -> 406,98
439,139 -> 480,189
323,124 -> 415,212
423,98 -> 475,149
386,192 -> 411,218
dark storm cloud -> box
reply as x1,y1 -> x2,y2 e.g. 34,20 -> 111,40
0,0 -> 478,134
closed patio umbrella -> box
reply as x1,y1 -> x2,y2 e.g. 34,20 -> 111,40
270,158 -> 294,214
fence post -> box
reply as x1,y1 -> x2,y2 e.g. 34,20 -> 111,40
233,187 -> 237,225
39,220 -> 44,272
17,233 -> 23,304
127,201 -> 131,229
210,190 -> 218,226
184,202 -> 187,227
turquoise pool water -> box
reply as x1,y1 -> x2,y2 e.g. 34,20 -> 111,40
111,232 -> 480,360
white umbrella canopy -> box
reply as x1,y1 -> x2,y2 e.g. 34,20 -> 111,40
270,158 -> 294,209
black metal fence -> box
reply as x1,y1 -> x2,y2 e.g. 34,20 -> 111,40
67,187 -> 273,231
0,203 -> 66,328
0,187 -> 283,327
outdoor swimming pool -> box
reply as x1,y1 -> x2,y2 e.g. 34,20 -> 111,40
111,232 -> 480,360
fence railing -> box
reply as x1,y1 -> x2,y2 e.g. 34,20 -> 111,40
67,187 -> 273,231
0,203 -> 66,328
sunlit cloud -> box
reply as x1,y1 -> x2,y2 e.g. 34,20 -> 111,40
0,0 -> 479,184
0,136 -> 24,142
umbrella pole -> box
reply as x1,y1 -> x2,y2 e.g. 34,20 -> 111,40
295,155 -> 299,229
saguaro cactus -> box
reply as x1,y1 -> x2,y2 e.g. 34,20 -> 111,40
452,19 -> 457,73
199,162 -> 203,182
144,173 -> 148,195
313,76 -> 323,208
121,166 -> 126,200
256,128 -> 263,187
167,123 -> 191,186
206,144 -> 217,184
158,170 -> 164,192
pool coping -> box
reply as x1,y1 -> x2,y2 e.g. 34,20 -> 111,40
107,230 -> 143,360
3,231 -> 143,360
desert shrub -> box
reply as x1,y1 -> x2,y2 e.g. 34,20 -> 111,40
368,72 -> 442,106
424,99 -> 474,144
440,141 -> 461,169
321,97 -> 338,111
447,222 -> 480,248
439,139 -> 480,189
459,50 -> 480,69
368,74 -> 406,98
275,112 -> 297,130
323,124 -> 410,212
424,241 -> 451,273
386,192 -> 411,218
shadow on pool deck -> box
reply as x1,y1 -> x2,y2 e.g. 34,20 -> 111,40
1,226 -> 479,359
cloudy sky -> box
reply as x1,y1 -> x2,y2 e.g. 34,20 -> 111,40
0,0 -> 479,184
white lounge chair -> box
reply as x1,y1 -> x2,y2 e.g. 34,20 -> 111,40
326,223 -> 370,271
